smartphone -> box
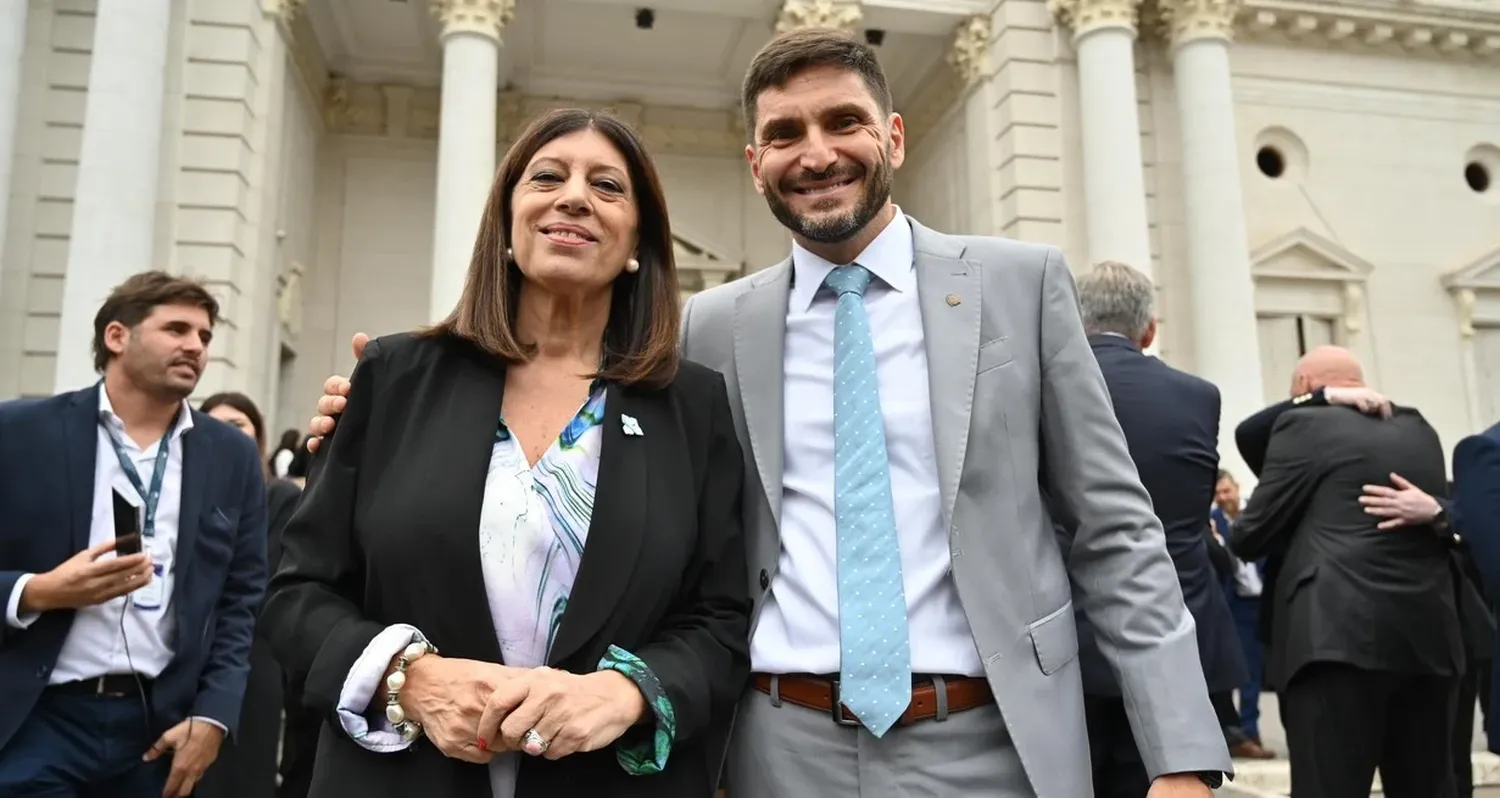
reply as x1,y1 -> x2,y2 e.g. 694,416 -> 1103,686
112,489 -> 142,556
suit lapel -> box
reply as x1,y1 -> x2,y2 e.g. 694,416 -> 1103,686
428,348 -> 508,665
548,382 -> 650,667
62,388 -> 99,553
733,262 -> 791,527
911,220 -> 981,528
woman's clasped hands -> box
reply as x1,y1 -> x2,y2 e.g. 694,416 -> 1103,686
396,654 -> 649,765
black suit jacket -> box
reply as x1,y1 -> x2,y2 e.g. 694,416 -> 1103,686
0,387 -> 268,752
1066,336 -> 1246,695
262,333 -> 751,798
1230,405 -> 1463,688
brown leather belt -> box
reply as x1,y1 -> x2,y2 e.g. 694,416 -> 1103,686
752,673 -> 992,727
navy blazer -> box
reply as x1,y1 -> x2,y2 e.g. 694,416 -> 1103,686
0,385 -> 268,752
1454,422 -> 1500,750
1069,336 -> 1247,696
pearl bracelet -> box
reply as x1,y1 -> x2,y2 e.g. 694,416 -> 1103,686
384,638 -> 437,742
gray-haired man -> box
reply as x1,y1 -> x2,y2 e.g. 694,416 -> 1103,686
1067,262 -> 1247,797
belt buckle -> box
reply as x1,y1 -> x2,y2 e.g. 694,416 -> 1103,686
94,676 -> 114,697
826,680 -> 861,727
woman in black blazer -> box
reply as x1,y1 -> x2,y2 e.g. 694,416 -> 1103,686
262,109 -> 751,798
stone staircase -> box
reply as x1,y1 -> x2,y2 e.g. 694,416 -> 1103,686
1217,752 -> 1500,796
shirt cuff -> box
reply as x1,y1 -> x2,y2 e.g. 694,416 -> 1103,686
336,624 -> 425,753
596,644 -> 676,775
6,574 -> 40,630
190,716 -> 228,734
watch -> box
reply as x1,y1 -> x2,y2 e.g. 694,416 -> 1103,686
1196,771 -> 1225,789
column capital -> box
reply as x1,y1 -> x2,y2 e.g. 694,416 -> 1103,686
262,0 -> 305,26
430,0 -> 515,42
775,0 -> 863,35
1157,0 -> 1242,46
947,15 -> 992,89
1049,0 -> 1143,38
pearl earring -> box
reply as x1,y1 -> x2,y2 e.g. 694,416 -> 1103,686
625,258 -> 639,273
506,247 -> 514,261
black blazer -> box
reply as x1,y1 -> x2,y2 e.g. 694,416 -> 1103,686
262,333 -> 751,798
1067,336 -> 1246,695
1230,405 -> 1464,689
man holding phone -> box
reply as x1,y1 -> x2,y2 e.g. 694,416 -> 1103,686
0,272 -> 267,798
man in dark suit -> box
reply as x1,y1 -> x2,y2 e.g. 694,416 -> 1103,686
0,272 -> 268,797
1454,425 -> 1500,753
1231,345 -> 1463,798
1064,262 -> 1251,797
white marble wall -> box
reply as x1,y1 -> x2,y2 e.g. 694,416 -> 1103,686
0,0 -> 99,398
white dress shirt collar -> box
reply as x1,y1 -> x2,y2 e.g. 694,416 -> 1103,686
97,382 -> 195,443
788,206 -> 915,313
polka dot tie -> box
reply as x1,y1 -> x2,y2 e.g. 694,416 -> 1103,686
823,264 -> 912,738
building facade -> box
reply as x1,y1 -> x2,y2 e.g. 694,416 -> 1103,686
1,0 -> 1497,478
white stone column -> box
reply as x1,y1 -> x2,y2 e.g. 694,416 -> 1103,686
53,0 -> 173,393
1051,0 -> 1153,275
428,0 -> 511,323
1161,0 -> 1264,475
0,0 -> 29,278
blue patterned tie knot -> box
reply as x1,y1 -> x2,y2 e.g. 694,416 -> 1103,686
823,264 -> 874,298
826,260 -> 911,738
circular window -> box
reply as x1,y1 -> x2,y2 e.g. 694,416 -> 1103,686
1256,146 -> 1286,179
1250,128 -> 1307,182
1464,145 -> 1500,203
1466,161 -> 1491,193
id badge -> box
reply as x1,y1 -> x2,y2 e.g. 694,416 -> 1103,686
132,562 -> 165,610
132,543 -> 168,611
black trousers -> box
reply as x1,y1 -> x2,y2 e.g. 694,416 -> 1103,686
1452,660 -> 1490,798
1083,695 -> 1151,798
1282,661 -> 1458,798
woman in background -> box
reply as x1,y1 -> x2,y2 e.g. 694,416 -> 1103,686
196,392 -> 304,798
269,429 -> 301,479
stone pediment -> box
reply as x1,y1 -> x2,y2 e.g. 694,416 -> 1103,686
1442,245 -> 1500,292
1250,227 -> 1375,283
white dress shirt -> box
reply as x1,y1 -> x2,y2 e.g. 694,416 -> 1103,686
750,209 -> 985,677
5,385 -> 193,684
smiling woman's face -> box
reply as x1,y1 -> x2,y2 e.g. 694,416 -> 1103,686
508,128 -> 639,295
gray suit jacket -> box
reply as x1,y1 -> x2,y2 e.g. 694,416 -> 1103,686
680,217 -> 1232,795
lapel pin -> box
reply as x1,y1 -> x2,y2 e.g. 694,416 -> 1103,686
945,293 -> 962,306
621,414 -> 643,437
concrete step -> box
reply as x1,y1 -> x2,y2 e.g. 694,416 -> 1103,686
1219,752 -> 1500,796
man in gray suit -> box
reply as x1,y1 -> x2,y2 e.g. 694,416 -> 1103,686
680,29 -> 1226,798
306,28 -> 1229,798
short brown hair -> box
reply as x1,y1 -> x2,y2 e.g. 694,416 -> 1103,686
426,108 -> 681,388
741,28 -> 893,141
93,271 -> 220,372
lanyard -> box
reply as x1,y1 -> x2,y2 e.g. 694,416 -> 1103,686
100,408 -> 180,542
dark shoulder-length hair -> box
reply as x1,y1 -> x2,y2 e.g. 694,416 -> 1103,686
424,108 -> 681,388
200,392 -> 269,477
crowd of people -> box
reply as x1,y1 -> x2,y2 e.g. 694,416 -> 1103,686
0,25 -> 1493,798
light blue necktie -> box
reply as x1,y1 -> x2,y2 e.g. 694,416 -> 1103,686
823,264 -> 912,738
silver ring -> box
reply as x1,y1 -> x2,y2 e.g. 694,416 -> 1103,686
522,728 -> 549,754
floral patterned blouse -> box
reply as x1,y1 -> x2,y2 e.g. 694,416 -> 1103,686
476,383 -> 676,798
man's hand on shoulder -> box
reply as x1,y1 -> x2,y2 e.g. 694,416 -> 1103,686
1360,472 -> 1442,531
1148,772 -> 1215,797
1323,386 -> 1391,418
305,332 -> 365,453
